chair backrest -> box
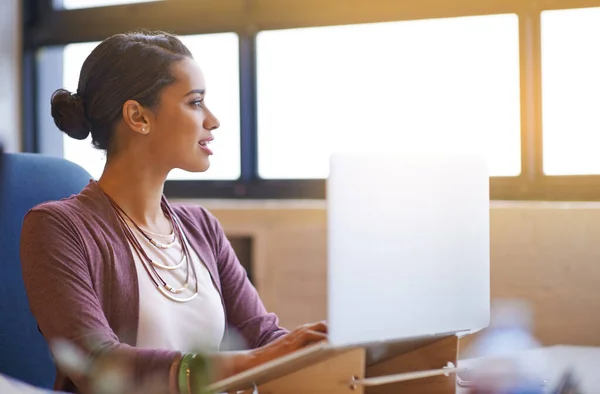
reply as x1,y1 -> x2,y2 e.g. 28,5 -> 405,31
0,152 -> 92,389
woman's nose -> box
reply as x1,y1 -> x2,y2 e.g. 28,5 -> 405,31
203,108 -> 220,131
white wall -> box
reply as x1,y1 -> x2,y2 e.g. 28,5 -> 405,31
0,0 -> 21,151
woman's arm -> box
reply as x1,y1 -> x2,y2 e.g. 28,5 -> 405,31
203,209 -> 289,348
20,208 -> 180,393
200,208 -> 329,366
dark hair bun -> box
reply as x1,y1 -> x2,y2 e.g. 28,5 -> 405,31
50,89 -> 91,140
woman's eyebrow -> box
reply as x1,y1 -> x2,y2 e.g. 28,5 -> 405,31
184,89 -> 205,97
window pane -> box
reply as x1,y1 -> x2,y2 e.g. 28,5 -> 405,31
256,14 -> 521,178
541,7 -> 600,175
57,0 -> 161,9
61,33 -> 240,180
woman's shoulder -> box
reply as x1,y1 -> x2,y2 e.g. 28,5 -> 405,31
21,192 -> 98,258
27,192 -> 86,217
24,181 -> 113,231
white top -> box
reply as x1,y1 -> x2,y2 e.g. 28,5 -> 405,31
127,221 -> 226,353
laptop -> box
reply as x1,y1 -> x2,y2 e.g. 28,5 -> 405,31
208,152 -> 490,392
327,151 -> 490,347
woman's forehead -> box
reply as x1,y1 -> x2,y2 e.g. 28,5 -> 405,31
169,58 -> 207,94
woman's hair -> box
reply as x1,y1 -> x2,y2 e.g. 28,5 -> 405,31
50,30 -> 193,152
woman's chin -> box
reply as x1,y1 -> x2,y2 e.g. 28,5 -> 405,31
186,161 -> 211,174
171,161 -> 208,175
174,155 -> 211,174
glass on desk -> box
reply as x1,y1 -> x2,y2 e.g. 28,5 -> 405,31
460,299 -> 546,394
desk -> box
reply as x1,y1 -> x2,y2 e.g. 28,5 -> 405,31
457,345 -> 600,393
2,346 -> 597,393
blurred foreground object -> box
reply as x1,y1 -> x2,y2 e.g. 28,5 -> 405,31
51,331 -> 227,394
461,299 -> 547,394
552,370 -> 582,394
551,370 -> 581,394
0,373 -> 63,394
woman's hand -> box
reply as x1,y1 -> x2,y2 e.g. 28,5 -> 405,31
213,321 -> 328,381
251,321 -> 328,365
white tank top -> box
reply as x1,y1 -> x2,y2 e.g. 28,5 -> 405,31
126,222 -> 226,353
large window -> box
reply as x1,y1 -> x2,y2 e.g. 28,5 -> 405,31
541,7 -> 600,176
25,0 -> 600,200
256,14 -> 521,179
58,33 -> 240,180
57,0 -> 160,9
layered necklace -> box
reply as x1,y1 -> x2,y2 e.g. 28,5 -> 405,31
103,192 -> 199,303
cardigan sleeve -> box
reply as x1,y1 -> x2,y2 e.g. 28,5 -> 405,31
202,209 -> 289,349
20,207 -> 180,394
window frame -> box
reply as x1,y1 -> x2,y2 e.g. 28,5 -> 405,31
22,0 -> 600,200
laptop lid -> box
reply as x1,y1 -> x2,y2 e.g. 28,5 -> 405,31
327,152 -> 490,348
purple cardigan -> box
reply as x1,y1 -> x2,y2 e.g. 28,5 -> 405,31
20,181 -> 287,393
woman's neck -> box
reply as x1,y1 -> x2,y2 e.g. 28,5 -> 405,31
97,154 -> 171,233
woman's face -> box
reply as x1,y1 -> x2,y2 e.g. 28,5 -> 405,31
145,57 -> 220,174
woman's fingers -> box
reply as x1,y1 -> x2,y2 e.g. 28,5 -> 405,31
250,321 -> 330,366
299,329 -> 328,347
302,321 -> 328,334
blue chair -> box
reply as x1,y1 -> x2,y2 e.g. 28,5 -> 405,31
0,152 -> 91,389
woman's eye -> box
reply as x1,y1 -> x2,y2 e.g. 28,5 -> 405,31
191,100 -> 204,108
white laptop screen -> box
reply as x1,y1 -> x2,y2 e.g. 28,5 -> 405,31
327,153 -> 490,347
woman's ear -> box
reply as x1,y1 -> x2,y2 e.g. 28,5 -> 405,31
122,100 -> 151,135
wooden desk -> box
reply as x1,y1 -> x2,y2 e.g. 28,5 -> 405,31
457,345 -> 600,393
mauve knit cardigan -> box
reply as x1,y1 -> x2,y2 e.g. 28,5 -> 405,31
20,181 -> 287,393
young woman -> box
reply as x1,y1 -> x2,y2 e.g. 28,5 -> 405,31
20,30 -> 327,394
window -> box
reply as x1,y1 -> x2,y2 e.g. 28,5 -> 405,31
58,33 -> 240,180
256,14 -> 521,179
56,0 -> 161,9
541,7 -> 600,175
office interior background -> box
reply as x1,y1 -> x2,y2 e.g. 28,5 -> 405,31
3,0 -> 600,354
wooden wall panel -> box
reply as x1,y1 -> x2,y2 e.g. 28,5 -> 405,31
183,200 -> 600,352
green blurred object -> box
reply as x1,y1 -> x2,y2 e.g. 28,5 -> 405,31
179,353 -> 213,394
189,353 -> 213,394
178,354 -> 194,394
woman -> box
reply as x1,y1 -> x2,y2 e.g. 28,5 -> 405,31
20,30 -> 327,394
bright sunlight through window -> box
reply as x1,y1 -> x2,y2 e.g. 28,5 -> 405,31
541,7 -> 600,175
256,14 -> 521,179
62,33 -> 240,181
58,0 -> 161,9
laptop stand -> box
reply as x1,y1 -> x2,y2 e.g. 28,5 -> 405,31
208,334 -> 460,394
